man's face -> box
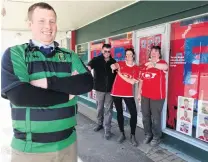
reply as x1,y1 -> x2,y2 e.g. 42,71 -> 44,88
204,130 -> 208,138
184,111 -> 188,118
28,7 -> 57,45
102,47 -> 111,59
184,100 -> 189,109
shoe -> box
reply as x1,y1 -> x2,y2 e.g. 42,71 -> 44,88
93,125 -> 103,132
104,132 -> 111,140
130,135 -> 138,147
117,132 -> 126,143
143,136 -> 152,144
150,138 -> 161,147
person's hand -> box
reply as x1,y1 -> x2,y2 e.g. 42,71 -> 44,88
69,95 -> 75,100
87,66 -> 92,71
133,79 -> 139,84
30,78 -> 47,89
72,70 -> 79,75
117,68 -> 121,74
111,64 -> 116,73
145,62 -> 155,69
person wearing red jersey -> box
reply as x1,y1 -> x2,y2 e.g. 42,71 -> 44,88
111,48 -> 140,147
138,46 -> 168,147
180,110 -> 191,122
181,98 -> 192,111
200,116 -> 208,127
199,129 -> 208,142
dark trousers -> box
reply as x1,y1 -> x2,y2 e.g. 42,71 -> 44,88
141,96 -> 165,139
113,96 -> 137,135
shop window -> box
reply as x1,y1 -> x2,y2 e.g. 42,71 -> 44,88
167,15 -> 208,143
76,43 -> 89,97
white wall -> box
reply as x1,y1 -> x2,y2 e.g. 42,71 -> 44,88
1,30 -> 67,54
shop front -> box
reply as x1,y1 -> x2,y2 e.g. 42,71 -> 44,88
165,14 -> 208,152
76,14 -> 208,152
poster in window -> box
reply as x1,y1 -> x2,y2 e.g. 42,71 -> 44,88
76,43 -> 88,65
176,96 -> 194,136
196,100 -> 208,142
109,32 -> 133,62
139,34 -> 162,65
90,41 -> 104,59
76,43 -> 89,98
166,15 -> 208,142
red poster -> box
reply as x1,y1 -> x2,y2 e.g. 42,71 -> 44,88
139,34 -> 162,65
167,15 -> 208,142
90,42 -> 104,59
109,33 -> 133,62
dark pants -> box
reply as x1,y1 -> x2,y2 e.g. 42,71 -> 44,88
141,96 -> 165,139
113,97 -> 137,135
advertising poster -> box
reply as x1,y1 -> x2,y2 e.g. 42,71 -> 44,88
76,43 -> 88,65
109,32 -> 133,62
176,96 -> 194,136
90,41 -> 104,59
166,15 -> 208,138
196,100 -> 208,142
76,43 -> 89,97
90,40 -> 105,100
139,34 -> 162,65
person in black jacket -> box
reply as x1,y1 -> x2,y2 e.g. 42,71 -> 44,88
88,44 -> 116,139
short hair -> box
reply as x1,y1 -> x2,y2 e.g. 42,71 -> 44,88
149,45 -> 162,59
125,48 -> 135,60
125,48 -> 135,56
184,99 -> 189,102
28,2 -> 57,21
203,129 -> 208,134
102,44 -> 111,49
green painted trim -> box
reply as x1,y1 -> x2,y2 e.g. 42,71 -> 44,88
76,1 -> 208,44
78,97 -> 96,109
78,97 -> 129,126
162,133 -> 208,162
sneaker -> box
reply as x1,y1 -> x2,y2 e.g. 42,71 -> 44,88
130,135 -> 138,147
93,125 -> 103,132
143,136 -> 152,144
117,132 -> 126,143
104,132 -> 112,140
150,138 -> 161,147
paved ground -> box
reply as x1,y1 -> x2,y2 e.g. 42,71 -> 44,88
77,113 -> 153,162
0,99 -> 193,162
77,112 -> 187,162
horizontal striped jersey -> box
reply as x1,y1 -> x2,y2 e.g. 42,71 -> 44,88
1,42 -> 87,153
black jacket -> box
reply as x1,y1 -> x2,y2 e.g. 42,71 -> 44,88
88,55 -> 116,92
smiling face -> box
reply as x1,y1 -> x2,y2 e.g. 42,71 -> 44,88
125,50 -> 134,62
28,7 -> 57,45
184,100 -> 189,108
184,111 -> 188,118
102,47 -> 111,59
150,48 -> 160,61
